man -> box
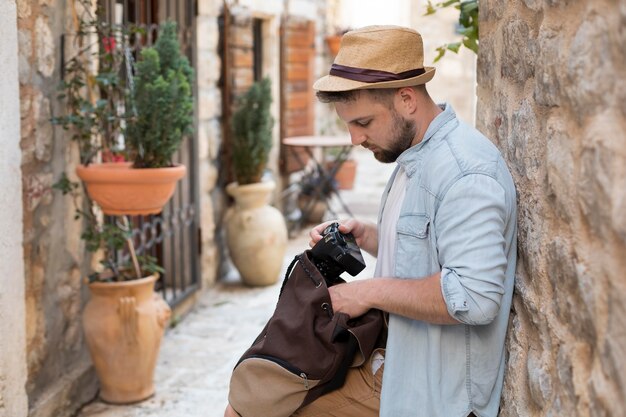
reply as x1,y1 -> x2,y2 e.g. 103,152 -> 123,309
226,25 -> 516,417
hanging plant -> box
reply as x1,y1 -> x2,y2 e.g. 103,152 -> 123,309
425,0 -> 479,62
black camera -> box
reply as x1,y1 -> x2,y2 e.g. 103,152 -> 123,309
310,222 -> 366,282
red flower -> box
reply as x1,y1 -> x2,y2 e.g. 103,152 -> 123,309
102,36 -> 116,54
102,150 -> 126,163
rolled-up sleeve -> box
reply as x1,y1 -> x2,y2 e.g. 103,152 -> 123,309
436,174 -> 508,325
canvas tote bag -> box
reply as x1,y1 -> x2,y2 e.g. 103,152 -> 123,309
228,250 -> 386,417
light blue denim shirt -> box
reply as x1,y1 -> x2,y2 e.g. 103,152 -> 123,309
378,104 -> 517,417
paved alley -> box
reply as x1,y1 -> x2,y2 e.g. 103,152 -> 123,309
78,147 -> 394,417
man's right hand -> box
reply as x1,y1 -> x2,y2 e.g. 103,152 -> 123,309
309,219 -> 378,256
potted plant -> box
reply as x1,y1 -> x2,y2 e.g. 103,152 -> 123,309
51,3 -> 192,404
75,21 -> 192,215
225,78 -> 288,286
325,27 -> 351,57
325,146 -> 357,190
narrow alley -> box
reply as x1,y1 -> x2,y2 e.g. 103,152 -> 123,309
77,146 -> 395,417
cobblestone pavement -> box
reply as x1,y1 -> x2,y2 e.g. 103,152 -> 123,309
78,147 -> 394,417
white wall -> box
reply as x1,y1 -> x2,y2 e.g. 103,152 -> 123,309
0,1 -> 28,416
338,0 -> 412,28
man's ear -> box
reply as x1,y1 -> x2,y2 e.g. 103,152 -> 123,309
395,87 -> 419,115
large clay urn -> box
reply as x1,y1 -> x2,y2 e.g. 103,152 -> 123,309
226,180 -> 288,286
83,274 -> 171,404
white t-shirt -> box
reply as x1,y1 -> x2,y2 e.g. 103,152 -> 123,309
371,167 -> 407,374
374,167 -> 408,278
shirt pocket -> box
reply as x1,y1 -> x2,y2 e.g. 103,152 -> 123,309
395,213 -> 434,277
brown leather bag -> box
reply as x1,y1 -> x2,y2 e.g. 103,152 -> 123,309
228,250 -> 386,417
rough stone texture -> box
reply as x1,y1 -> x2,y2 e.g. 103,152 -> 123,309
17,1 -> 99,416
477,1 -> 626,415
197,0 -> 223,288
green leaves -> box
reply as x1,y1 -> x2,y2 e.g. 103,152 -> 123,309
81,223 -> 130,253
52,172 -> 79,195
231,78 -> 274,185
126,21 -> 194,168
51,4 -> 187,282
52,4 -> 131,166
425,0 -> 479,62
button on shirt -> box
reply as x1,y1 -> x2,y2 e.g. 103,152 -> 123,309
377,104 -> 517,417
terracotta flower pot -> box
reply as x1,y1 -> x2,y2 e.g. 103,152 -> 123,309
225,181 -> 288,286
83,274 -> 171,404
328,159 -> 357,190
76,162 -> 186,216
326,35 -> 342,57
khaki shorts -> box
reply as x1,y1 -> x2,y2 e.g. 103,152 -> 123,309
292,348 -> 385,417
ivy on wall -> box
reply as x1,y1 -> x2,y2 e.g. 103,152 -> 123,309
425,0 -> 479,62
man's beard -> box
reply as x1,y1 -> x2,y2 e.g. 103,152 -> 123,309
370,111 -> 416,163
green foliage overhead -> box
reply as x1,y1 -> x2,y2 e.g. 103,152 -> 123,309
51,0 -> 133,165
425,0 -> 479,62
51,5 -> 193,281
231,78 -> 274,185
126,21 -> 194,168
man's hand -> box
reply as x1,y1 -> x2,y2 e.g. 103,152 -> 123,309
328,280 -> 373,319
308,218 -> 378,256
328,274 -> 460,325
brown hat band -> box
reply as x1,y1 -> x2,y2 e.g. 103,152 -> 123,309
329,64 -> 426,83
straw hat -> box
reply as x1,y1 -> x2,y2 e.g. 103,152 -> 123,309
314,25 -> 435,92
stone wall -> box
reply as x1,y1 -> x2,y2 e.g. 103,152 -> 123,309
197,0 -> 223,288
476,1 -> 626,415
17,1 -> 98,416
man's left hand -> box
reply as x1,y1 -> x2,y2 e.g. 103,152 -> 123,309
328,280 -> 372,319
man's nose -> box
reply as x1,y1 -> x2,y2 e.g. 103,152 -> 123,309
348,127 -> 366,146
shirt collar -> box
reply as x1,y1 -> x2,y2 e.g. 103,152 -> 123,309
396,103 -> 457,176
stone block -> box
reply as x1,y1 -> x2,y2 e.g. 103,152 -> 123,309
508,100 -> 539,180
230,6 -> 252,27
534,28 -> 563,107
35,16 -> 55,78
25,172 -> 53,212
476,36 -> 497,88
231,67 -> 253,91
563,14 -> 612,122
480,0 -> 506,22
502,18 -> 536,84
17,0 -> 31,18
198,0 -> 222,17
522,0 -> 542,11
197,16 -> 220,49
526,347 -> 553,409
198,88 -> 221,120
196,49 -> 222,86
548,238 -> 595,341
554,343 -> 581,415
602,300 -> 626,411
230,27 -> 253,49
197,120 -> 210,161
207,118 -> 222,161
232,47 -> 253,68
578,143 -> 613,239
35,98 -> 53,162
18,29 -> 32,84
546,115 -> 575,221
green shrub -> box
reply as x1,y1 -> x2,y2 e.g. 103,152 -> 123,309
231,78 -> 274,185
126,21 -> 194,168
